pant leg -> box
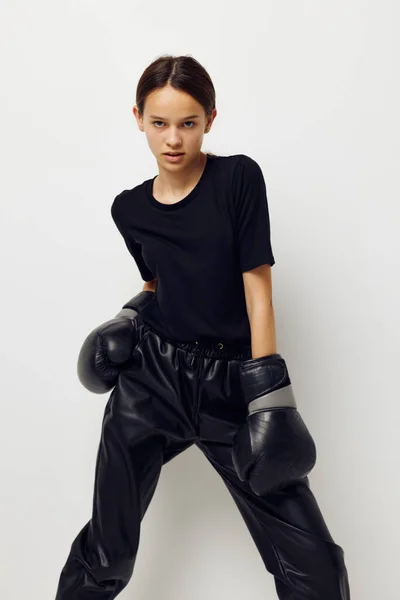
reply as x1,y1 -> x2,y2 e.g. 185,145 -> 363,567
196,355 -> 351,600
55,324 -> 197,600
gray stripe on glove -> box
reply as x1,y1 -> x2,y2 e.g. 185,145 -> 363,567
247,384 -> 297,414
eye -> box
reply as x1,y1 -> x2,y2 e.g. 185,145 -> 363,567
152,121 -> 195,128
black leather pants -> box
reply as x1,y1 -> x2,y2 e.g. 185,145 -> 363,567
55,316 -> 350,599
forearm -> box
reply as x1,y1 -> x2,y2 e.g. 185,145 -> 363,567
247,303 -> 277,359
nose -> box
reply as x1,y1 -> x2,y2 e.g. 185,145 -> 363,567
166,128 -> 182,147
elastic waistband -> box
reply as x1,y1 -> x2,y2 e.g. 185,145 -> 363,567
173,337 -> 252,360
136,315 -> 252,360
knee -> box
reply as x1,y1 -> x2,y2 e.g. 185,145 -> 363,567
91,555 -> 136,586
278,544 -> 350,600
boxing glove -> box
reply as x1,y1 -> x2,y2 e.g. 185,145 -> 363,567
232,353 -> 317,496
77,290 -> 155,394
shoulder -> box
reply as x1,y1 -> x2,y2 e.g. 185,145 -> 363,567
208,152 -> 261,180
111,181 -> 146,221
213,153 -> 263,181
226,154 -> 266,199
112,181 -> 144,206
207,153 -> 265,204
232,153 -> 263,177
209,152 -> 252,167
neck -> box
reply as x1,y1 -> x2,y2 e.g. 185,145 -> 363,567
155,152 -> 208,196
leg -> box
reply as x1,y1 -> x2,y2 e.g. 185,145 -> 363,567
55,331 -> 196,599
197,356 -> 351,600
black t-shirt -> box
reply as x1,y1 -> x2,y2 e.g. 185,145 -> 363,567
111,153 -> 275,343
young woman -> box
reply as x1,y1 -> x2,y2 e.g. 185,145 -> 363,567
55,55 -> 351,599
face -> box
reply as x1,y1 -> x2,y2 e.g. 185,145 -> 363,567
133,85 -> 217,170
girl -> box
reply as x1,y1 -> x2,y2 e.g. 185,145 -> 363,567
55,54 -> 350,599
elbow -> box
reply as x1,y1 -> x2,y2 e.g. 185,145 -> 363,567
142,277 -> 157,293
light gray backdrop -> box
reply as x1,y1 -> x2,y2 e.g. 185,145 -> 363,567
1,1 -> 399,599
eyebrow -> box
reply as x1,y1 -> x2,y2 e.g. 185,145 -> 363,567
148,114 -> 201,120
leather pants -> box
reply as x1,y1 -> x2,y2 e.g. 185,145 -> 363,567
55,316 -> 351,599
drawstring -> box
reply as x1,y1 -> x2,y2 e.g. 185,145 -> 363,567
192,343 -> 207,429
191,341 -> 207,371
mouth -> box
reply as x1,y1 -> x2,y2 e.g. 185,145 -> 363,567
164,152 -> 184,156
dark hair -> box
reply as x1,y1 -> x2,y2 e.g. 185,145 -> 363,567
136,54 -> 216,118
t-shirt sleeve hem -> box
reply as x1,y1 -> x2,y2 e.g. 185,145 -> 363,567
241,255 -> 275,272
141,271 -> 156,282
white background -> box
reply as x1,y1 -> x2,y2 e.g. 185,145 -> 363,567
1,1 -> 399,599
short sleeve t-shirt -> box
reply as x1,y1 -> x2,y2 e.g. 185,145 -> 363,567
111,153 -> 275,343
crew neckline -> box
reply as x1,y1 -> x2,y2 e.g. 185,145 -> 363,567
145,154 -> 214,211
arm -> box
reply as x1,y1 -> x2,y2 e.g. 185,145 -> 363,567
242,263 -> 276,359
142,277 -> 157,293
233,262 -> 317,496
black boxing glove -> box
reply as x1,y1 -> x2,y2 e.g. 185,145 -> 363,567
77,290 -> 154,394
232,353 -> 317,495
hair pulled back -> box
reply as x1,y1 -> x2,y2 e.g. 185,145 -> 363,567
136,54 -> 216,119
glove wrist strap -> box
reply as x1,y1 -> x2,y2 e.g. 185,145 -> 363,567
247,384 -> 297,415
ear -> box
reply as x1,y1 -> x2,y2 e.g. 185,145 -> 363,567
206,108 -> 218,130
132,105 -> 143,130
